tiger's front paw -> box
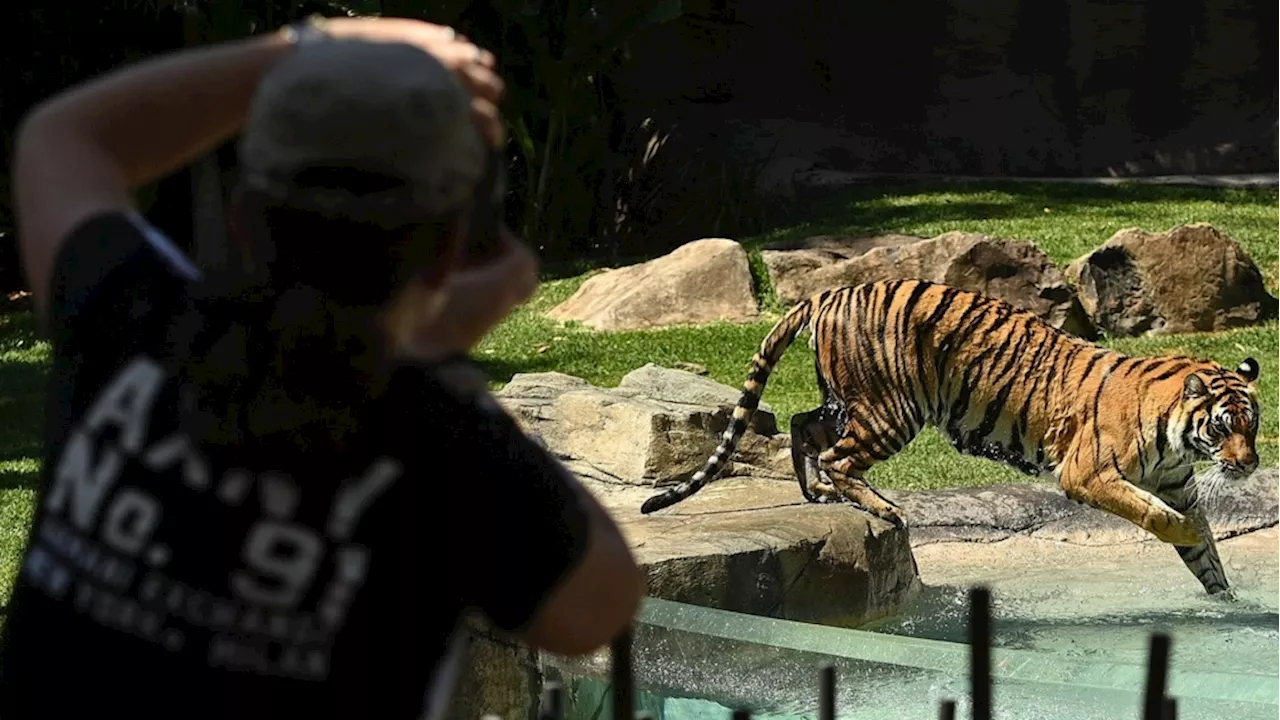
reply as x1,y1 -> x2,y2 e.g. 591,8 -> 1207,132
816,491 -> 844,505
1149,511 -> 1202,547
1208,586 -> 1237,602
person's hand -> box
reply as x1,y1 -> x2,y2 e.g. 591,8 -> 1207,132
315,16 -> 505,148
409,227 -> 538,359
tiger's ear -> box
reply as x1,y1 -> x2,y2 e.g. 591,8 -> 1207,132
1236,357 -> 1260,384
1183,373 -> 1208,400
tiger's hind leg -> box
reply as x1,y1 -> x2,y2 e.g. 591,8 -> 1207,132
816,413 -> 914,527
790,407 -> 842,504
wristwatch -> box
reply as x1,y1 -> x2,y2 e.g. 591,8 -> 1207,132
431,353 -> 493,398
279,15 -> 329,47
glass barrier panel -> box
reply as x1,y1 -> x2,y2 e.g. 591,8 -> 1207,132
544,597 -> 1279,720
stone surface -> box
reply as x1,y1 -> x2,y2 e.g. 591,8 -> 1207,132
761,231 -> 1098,338
491,366 -> 922,626
904,523 -> 1279,659
545,238 -> 760,331
495,367 -> 793,486
584,476 -> 921,627
447,617 -> 541,720
449,372 -> 923,720
881,467 -> 1278,547
1064,223 -> 1279,336
801,469 -> 1276,632
755,156 -> 817,199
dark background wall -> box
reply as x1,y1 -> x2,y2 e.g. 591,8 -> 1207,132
614,0 -> 1276,177
0,0 -> 1274,286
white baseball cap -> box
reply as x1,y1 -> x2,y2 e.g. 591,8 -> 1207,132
237,33 -> 487,227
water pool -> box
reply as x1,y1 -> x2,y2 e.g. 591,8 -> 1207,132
551,591 -> 1278,720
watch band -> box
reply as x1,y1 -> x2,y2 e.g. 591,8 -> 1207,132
279,15 -> 329,47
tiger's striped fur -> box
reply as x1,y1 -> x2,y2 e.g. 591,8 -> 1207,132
639,279 -> 1262,598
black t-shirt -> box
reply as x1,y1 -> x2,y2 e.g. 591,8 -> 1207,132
0,211 -> 591,719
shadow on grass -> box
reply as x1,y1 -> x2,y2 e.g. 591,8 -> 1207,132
766,181 -> 1277,242
0,469 -> 38,493
472,354 -> 562,385
532,181 -> 1277,275
0,361 -> 47,396
818,179 -> 1275,213
538,252 -> 664,282
0,296 -> 47,491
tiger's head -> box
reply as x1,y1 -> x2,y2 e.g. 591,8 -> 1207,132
1178,357 -> 1262,480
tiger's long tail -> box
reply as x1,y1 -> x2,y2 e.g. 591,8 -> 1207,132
640,297 -> 817,515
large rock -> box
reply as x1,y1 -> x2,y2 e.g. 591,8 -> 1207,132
546,238 -> 760,331
1064,223 -> 1279,337
495,366 -> 792,486
761,231 -> 1099,338
456,474 -> 923,720
582,477 -> 921,627
492,367 -> 920,626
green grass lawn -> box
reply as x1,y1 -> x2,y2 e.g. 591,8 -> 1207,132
1,181 -> 1276,610
0,305 -> 49,612
475,181 -> 1279,487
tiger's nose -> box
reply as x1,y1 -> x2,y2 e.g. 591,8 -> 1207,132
1230,454 -> 1259,474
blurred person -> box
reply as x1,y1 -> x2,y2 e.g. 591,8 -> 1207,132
0,15 -> 644,720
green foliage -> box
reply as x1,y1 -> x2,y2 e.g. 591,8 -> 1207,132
0,1 -> 359,242
4,0 -> 779,268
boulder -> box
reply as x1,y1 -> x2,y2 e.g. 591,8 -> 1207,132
546,238 -> 759,331
761,231 -> 1099,338
457,364 -> 923,720
447,619 -> 540,720
494,366 -> 792,487
536,476 -> 924,714
580,476 -> 921,627
1064,223 -> 1279,337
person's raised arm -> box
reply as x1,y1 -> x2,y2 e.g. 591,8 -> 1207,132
11,17 -> 502,320
442,379 -> 645,656
516,479 -> 646,656
12,32 -> 292,319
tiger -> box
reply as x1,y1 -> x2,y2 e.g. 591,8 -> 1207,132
639,278 -> 1263,598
